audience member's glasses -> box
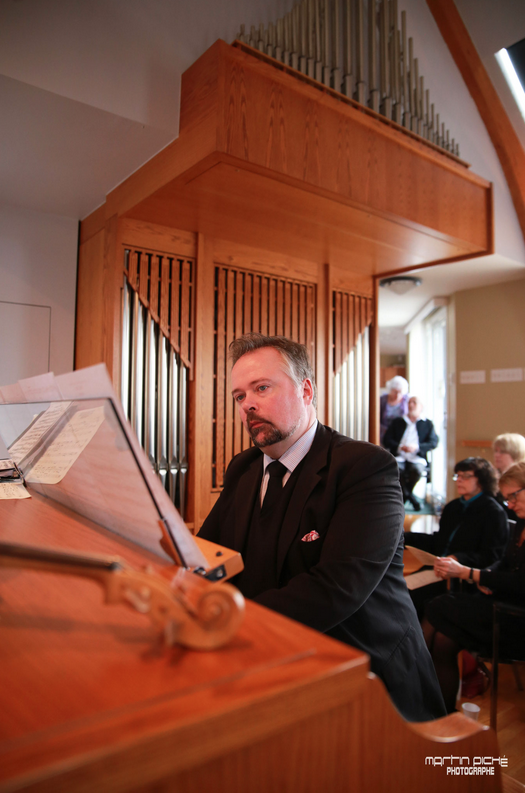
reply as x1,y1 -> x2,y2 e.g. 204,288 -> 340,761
503,487 -> 525,506
452,473 -> 475,481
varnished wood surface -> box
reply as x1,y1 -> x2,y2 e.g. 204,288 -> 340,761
0,493 -> 506,792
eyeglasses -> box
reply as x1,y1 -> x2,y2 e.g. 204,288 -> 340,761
452,473 -> 476,481
503,487 -> 525,506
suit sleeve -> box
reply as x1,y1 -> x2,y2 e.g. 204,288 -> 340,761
254,443 -> 406,633
383,420 -> 401,456
418,421 -> 439,456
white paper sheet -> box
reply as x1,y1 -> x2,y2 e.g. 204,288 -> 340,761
405,569 -> 441,590
26,406 -> 105,485
404,545 -> 438,567
0,482 -> 31,500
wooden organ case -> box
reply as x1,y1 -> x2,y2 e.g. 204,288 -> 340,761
75,39 -> 492,530
0,37 -> 496,793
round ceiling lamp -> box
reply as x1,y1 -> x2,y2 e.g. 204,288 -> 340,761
379,276 -> 422,295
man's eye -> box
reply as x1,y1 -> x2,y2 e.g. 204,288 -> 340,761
258,385 -> 268,392
235,394 -> 244,402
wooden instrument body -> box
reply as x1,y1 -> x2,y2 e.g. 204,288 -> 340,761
0,493 -> 502,793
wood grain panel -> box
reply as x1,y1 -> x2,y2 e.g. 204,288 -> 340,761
127,159 -> 485,276
75,229 -> 105,370
217,42 -> 490,247
0,494 -> 503,793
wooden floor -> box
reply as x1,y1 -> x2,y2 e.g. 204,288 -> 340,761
459,663 -> 525,784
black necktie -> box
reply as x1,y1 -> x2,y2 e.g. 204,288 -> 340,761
261,460 -> 288,517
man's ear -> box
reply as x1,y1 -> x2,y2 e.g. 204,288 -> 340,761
302,379 -> 314,404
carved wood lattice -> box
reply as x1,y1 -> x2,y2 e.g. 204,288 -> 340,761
213,265 -> 317,488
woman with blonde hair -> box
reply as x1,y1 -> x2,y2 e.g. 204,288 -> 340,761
493,433 -> 525,474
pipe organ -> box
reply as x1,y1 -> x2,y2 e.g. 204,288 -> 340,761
237,0 -> 460,156
76,38 -> 492,528
120,246 -> 194,518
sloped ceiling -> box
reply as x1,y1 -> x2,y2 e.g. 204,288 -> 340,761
0,0 -> 524,330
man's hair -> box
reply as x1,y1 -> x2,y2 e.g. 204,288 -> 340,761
493,433 -> 525,463
229,333 -> 317,407
454,457 -> 498,496
499,461 -> 525,490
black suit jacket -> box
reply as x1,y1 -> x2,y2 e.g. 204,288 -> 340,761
199,423 -> 445,722
383,416 -> 439,462
405,492 -> 508,568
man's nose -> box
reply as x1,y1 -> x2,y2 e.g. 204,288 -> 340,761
240,393 -> 258,413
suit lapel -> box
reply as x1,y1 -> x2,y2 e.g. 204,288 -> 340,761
276,425 -> 331,574
233,453 -> 263,552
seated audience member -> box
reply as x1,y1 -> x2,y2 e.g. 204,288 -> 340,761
380,375 -> 409,445
422,461 -> 525,713
493,433 -> 525,521
405,457 -> 508,618
493,433 -> 525,474
383,396 -> 438,511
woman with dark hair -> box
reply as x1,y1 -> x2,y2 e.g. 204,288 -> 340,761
405,457 -> 508,618
423,461 -> 525,713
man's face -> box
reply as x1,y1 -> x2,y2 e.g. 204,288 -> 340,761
231,347 -> 314,457
408,397 -> 422,420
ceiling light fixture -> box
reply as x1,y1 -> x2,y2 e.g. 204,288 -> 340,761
495,43 -> 525,123
379,276 -> 422,295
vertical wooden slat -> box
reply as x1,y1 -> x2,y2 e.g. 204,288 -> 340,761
259,276 -> 267,334
297,284 -> 306,344
129,251 -> 140,291
253,275 -> 261,332
243,271 -> 252,334
342,293 -> 349,364
235,270 -> 244,341
149,255 -> 160,323
226,269 -> 237,463
159,256 -> 170,338
170,259 -> 181,355
276,280 -> 284,334
269,278 -> 276,334
139,252 -> 149,308
284,281 -> 291,337
307,284 -> 316,370
180,259 -> 191,366
334,291 -> 342,374
215,267 -> 227,489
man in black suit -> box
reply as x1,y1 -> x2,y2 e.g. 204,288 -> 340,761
383,397 -> 439,511
199,334 -> 445,722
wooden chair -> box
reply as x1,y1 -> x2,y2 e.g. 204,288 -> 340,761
475,601 -> 525,731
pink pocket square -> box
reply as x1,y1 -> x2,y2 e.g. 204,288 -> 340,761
301,530 -> 320,542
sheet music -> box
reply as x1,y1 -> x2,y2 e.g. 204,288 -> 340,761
26,406 -> 105,485
405,569 -> 441,590
9,402 -> 71,464
0,482 -> 31,500
404,545 -> 438,567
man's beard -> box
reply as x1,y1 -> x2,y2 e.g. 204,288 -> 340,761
246,418 -> 297,448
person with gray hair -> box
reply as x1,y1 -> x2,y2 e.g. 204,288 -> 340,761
199,333 -> 446,722
380,375 -> 409,444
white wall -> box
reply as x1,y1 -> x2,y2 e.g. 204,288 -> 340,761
0,204 -> 78,382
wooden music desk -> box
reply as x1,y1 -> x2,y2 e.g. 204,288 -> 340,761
0,493 -> 502,792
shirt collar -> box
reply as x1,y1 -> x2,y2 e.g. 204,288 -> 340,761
263,420 -> 318,474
